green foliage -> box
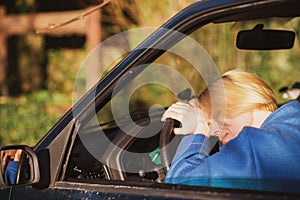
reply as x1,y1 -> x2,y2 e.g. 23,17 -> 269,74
0,91 -> 71,146
18,35 -> 46,92
47,49 -> 86,94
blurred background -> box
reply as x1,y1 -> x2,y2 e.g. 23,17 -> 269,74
0,0 -> 195,146
0,0 -> 299,147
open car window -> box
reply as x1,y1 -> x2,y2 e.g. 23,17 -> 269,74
63,14 -> 300,194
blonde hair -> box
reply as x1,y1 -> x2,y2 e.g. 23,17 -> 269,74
198,70 -> 277,118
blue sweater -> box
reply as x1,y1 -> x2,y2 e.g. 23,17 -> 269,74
165,101 -> 300,192
4,161 -> 18,185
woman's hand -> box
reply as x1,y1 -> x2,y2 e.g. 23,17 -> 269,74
161,99 -> 210,136
1,149 -> 23,174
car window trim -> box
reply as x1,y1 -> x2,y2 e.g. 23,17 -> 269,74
54,180 -> 299,200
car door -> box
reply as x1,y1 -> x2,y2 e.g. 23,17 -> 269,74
2,0 -> 300,199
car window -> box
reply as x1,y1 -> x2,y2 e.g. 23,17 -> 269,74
63,16 -> 300,193
64,50 -> 207,182
190,18 -> 300,102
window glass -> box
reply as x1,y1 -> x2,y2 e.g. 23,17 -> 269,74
190,18 -> 300,103
64,16 -> 300,193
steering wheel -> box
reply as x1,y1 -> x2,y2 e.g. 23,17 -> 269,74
159,89 -> 192,175
159,118 -> 176,175
159,118 -> 219,177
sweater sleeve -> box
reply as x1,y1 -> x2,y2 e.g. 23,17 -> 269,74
4,161 -> 19,185
164,131 -> 258,186
164,134 -> 212,184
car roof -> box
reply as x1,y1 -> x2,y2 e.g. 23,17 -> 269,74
162,0 -> 300,31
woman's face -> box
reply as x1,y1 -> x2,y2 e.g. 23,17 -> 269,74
210,112 -> 254,144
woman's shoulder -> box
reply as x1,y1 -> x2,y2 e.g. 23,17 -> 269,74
262,100 -> 300,126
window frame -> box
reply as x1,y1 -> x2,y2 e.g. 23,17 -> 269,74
44,0 -> 300,199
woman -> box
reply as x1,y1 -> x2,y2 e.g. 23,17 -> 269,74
1,149 -> 22,185
162,70 -> 300,191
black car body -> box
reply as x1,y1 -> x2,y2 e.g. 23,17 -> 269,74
1,0 -> 300,199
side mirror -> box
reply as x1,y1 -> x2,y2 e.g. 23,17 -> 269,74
237,24 -> 295,50
0,145 -> 40,189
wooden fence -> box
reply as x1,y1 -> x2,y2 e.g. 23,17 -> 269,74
0,6 -> 102,96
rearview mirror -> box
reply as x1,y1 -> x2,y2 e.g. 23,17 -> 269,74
237,24 -> 295,50
0,145 -> 40,188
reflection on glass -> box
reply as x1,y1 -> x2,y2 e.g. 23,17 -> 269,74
1,149 -> 31,185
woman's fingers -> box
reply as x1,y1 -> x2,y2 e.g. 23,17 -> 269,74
161,102 -> 193,121
161,101 -> 201,135
162,108 -> 184,122
189,98 -> 198,107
